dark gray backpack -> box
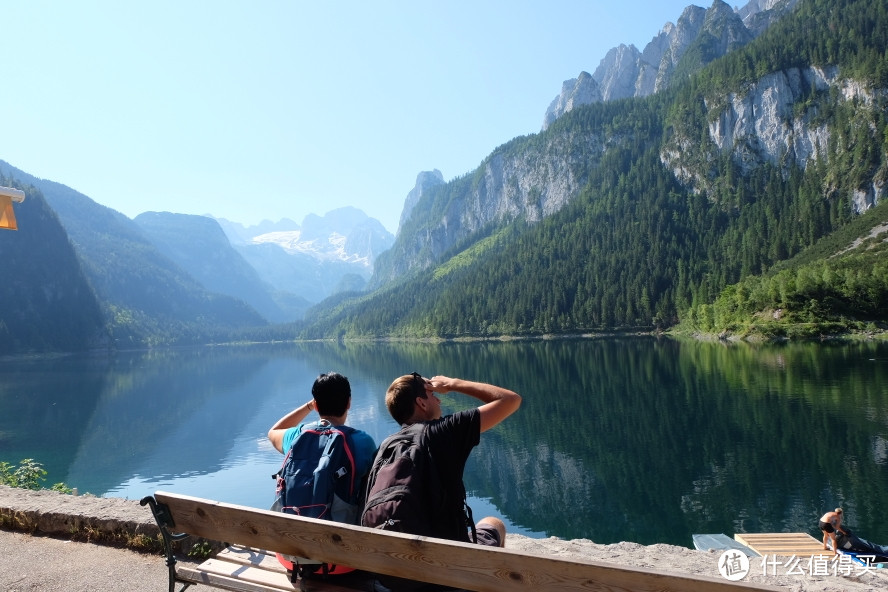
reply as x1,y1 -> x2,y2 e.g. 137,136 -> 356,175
360,423 -> 440,536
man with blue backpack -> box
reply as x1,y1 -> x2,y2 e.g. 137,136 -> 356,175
267,371 -> 376,580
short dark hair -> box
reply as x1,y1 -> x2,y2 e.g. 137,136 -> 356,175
311,372 -> 351,416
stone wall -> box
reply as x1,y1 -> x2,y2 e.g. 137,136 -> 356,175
0,485 -> 162,550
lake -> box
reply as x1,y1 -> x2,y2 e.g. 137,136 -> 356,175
1,338 -> 887,548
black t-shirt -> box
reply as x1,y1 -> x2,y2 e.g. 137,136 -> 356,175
422,408 -> 481,542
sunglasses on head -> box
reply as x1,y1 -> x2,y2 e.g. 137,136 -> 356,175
411,372 -> 428,399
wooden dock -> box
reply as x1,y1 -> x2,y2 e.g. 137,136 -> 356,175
734,532 -> 830,557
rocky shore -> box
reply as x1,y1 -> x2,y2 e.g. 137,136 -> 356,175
1,485 -> 885,591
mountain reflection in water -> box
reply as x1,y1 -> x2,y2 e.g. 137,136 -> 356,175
1,338 -> 886,547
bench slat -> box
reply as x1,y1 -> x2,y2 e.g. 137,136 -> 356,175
177,562 -> 293,592
217,546 -> 285,571
186,558 -> 372,592
156,492 -> 780,592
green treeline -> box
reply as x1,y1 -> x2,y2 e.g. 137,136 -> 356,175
683,201 -> 888,337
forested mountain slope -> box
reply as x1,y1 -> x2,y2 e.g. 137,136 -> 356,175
683,200 -> 888,338
0,178 -> 106,354
302,0 -> 888,339
134,212 -> 296,324
0,161 -> 266,349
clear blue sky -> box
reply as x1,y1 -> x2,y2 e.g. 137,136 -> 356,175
4,0 -> 700,234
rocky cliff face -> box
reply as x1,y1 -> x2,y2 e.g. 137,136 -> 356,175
373,130 -> 607,286
399,169 -> 445,233
543,0 -> 798,131
661,65 -> 887,213
709,67 -> 836,170
542,72 -> 602,131
739,0 -> 800,36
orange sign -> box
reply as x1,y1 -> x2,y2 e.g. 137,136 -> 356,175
0,194 -> 17,230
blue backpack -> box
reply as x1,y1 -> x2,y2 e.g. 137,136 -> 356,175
271,420 -> 359,578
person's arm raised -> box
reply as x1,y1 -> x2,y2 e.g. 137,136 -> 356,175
267,400 -> 314,453
428,376 -> 521,432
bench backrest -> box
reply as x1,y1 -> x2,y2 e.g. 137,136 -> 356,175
153,492 -> 780,592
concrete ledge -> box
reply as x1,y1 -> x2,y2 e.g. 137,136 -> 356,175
0,485 -> 162,550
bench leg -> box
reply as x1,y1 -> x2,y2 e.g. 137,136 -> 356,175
140,496 -> 194,592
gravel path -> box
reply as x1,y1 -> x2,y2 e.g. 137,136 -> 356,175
2,486 -> 887,591
0,528 -> 222,592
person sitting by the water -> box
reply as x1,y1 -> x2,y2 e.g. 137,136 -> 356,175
267,371 -> 377,576
819,508 -> 848,554
365,373 -> 521,547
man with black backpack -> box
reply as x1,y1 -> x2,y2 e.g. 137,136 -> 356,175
362,373 -> 521,552
267,371 -> 376,579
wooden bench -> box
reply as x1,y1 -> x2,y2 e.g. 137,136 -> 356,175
141,491 -> 781,592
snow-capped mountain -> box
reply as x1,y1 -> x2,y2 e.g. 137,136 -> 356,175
251,229 -> 371,264
216,207 -> 395,303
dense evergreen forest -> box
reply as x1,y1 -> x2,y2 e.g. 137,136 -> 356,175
0,178 -> 107,354
298,0 -> 888,340
682,200 -> 888,338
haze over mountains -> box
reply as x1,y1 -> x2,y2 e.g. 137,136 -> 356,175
0,157 -> 394,351
1,0 -> 886,353
133,208 -> 394,323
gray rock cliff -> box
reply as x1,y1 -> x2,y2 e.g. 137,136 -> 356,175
543,0 -> 799,130
399,169 -> 445,233
660,65 -> 887,212
543,72 -> 602,131
373,130 -> 608,286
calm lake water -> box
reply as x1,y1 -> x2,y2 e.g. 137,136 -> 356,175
1,338 -> 887,548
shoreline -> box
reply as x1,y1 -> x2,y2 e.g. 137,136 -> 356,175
2,326 -> 886,363
2,485 -> 885,591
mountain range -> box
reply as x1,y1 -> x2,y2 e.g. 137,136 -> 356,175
0,159 -> 393,351
216,208 -> 394,303
1,0 -> 886,352
543,0 -> 799,130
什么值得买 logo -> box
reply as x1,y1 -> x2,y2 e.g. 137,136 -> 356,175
717,550 -> 750,581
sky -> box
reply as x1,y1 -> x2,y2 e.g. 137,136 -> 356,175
3,0 -> 702,234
